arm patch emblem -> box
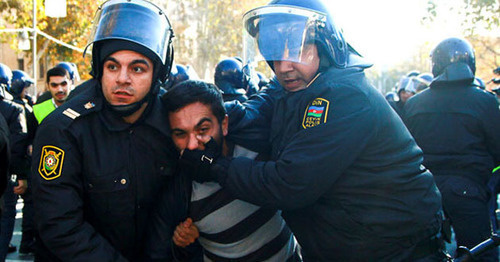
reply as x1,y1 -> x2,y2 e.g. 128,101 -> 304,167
38,145 -> 65,180
302,98 -> 330,129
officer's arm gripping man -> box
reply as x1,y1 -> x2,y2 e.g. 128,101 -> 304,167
31,119 -> 127,261
223,85 -> 375,210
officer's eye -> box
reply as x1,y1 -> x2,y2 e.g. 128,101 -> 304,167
132,66 -> 145,73
106,64 -> 118,71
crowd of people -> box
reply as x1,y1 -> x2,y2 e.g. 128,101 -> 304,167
0,0 -> 499,261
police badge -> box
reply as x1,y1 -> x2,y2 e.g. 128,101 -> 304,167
302,98 -> 330,129
38,145 -> 65,180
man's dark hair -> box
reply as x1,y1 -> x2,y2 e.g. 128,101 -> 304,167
46,66 -> 69,84
161,80 -> 226,124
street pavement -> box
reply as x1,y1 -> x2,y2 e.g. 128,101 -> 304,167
6,199 -> 33,262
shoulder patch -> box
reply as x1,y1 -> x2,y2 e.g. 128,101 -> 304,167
38,145 -> 65,180
302,97 -> 330,129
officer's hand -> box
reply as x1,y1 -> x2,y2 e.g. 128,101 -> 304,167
13,179 -> 27,195
179,137 -> 221,183
173,218 -> 199,248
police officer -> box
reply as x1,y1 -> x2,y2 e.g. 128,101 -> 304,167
31,0 -> 177,260
389,75 -> 417,118
182,0 -> 444,260
10,69 -> 37,254
0,63 -> 29,259
214,57 -> 249,102
405,37 -> 500,261
36,62 -> 80,104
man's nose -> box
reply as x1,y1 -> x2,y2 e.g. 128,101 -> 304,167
186,133 -> 201,151
274,60 -> 294,73
117,68 -> 131,84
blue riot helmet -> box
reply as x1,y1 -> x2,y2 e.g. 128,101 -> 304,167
385,91 -> 399,103
165,64 -> 199,89
214,58 -> 248,102
397,76 -> 417,94
406,70 -> 420,77
56,62 -> 80,83
11,70 -> 34,97
0,63 -> 13,93
256,72 -> 269,88
85,0 -> 174,83
243,0 -> 371,71
430,37 -> 475,83
414,73 -> 432,93
84,0 -> 174,117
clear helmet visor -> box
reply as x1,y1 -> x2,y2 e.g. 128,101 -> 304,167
85,0 -> 172,64
243,6 -> 326,66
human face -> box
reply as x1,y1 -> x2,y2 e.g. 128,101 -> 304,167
273,44 -> 320,92
168,102 -> 228,153
399,91 -> 414,103
48,75 -> 70,106
101,50 -> 153,106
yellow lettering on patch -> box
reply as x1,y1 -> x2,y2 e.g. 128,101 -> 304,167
302,98 -> 330,129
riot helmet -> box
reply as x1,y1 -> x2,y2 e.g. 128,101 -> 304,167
84,0 -> 174,117
0,63 -> 13,92
397,76 -> 417,103
56,62 -> 81,83
11,70 -> 34,96
430,37 -> 475,83
415,73 -> 432,93
397,76 -> 417,94
214,58 -> 248,100
385,91 -> 399,103
243,0 -> 371,72
85,0 -> 174,83
406,70 -> 420,77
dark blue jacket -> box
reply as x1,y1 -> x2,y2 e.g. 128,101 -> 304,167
225,67 -> 443,261
31,84 -> 177,261
404,82 -> 500,189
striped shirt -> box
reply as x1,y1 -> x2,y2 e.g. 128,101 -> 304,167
189,145 -> 301,261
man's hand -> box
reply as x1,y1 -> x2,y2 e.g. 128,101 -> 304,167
173,218 -> 199,248
13,179 -> 27,195
179,137 -> 221,183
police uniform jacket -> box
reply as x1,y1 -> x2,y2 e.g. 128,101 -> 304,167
0,98 -> 29,179
225,67 -> 443,261
31,82 -> 177,261
404,82 -> 500,190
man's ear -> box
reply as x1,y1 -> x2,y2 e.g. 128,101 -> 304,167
222,114 -> 229,136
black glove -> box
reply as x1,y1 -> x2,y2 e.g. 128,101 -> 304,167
179,138 -> 222,183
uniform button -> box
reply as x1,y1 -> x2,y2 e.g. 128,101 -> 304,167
160,166 -> 165,171
129,130 -> 134,134
88,183 -> 93,188
121,179 -> 127,185
463,190 -> 467,195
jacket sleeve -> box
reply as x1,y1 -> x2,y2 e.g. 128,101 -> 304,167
144,174 -> 203,262
222,89 -> 375,210
31,120 -> 127,262
0,113 -> 9,195
225,82 -> 282,153
7,104 -> 29,179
